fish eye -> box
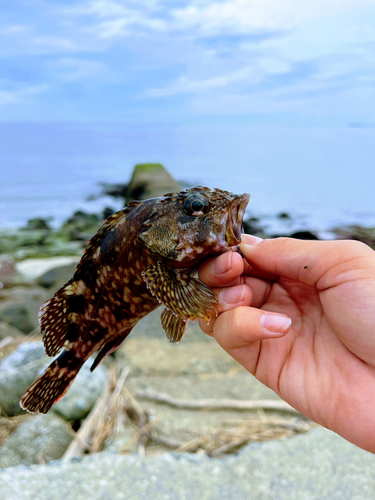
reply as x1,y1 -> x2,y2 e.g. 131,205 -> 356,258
184,194 -> 210,216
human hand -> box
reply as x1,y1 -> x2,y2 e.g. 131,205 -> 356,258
198,235 -> 375,452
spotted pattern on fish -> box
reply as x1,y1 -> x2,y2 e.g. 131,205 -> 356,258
20,186 -> 250,414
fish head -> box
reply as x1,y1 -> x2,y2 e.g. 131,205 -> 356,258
139,186 -> 250,263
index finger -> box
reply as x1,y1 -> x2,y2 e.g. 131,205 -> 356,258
241,235 -> 375,289
198,251 -> 244,287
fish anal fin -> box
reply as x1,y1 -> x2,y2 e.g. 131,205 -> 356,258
90,328 -> 133,372
161,308 -> 189,343
142,261 -> 218,321
20,352 -> 84,414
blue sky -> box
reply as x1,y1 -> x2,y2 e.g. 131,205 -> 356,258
1,0 -> 375,126
1,1 -> 375,230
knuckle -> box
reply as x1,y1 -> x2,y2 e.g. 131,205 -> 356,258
229,307 -> 245,332
343,239 -> 373,255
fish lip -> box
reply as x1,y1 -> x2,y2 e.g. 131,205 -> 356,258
228,193 -> 250,245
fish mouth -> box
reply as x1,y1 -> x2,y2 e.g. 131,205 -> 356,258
225,193 -> 250,247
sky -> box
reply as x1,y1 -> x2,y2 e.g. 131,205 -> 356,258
1,0 -> 375,125
1,1 -> 375,230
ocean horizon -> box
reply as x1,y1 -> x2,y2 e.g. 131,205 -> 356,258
1,122 -> 374,234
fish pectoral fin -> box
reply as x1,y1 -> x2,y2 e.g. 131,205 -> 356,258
90,328 -> 133,372
161,308 -> 189,343
142,261 -> 218,322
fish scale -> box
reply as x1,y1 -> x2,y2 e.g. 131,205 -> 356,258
20,186 -> 250,414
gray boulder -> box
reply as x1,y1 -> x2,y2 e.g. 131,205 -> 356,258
53,359 -> 107,421
0,428 -> 374,499
0,321 -> 24,341
0,338 -> 107,420
0,256 -> 21,288
0,285 -> 49,332
0,413 -> 73,468
0,304 -> 34,334
36,262 -> 77,290
0,342 -> 48,415
126,163 -> 181,204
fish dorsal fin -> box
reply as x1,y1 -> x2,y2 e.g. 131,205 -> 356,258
161,308 -> 189,343
40,204 -> 141,357
142,261 -> 218,322
39,280 -> 86,356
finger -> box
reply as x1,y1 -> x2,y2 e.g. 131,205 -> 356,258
199,251 -> 244,287
243,267 -> 280,283
213,307 -> 292,349
243,276 -> 272,308
199,284 -> 252,335
211,307 -> 292,377
240,234 -> 375,289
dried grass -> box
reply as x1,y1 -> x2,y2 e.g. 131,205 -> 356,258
63,366 -> 315,459
0,340 -> 315,461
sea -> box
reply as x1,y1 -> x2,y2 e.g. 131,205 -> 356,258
1,122 -> 374,236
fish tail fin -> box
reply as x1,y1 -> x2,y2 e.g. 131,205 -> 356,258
20,351 -> 84,414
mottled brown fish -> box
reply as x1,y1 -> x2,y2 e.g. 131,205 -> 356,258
20,186 -> 250,414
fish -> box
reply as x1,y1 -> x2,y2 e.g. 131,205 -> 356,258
20,186 -> 250,414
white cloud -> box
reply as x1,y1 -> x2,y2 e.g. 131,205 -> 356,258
61,0 -> 160,18
61,0 -> 166,39
85,16 -> 165,39
32,36 -> 79,52
147,66 -> 257,96
147,57 -> 290,97
171,0 -> 375,33
0,84 -> 49,106
50,58 -> 107,82
1,0 -> 374,125
0,24 -> 31,35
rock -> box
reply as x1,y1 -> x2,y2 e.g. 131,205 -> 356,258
290,230 -> 319,240
126,163 -> 181,204
0,321 -> 24,341
0,286 -> 50,332
0,342 -> 48,415
125,369 -> 281,448
117,325 -> 281,449
16,257 -> 80,282
102,206 -> 116,219
53,360 -> 107,421
242,217 -> 265,237
128,308 -> 212,343
22,218 -> 52,231
116,336 -> 238,377
0,257 -> 21,288
0,229 -> 49,255
277,211 -> 292,219
0,413 -> 73,468
0,305 -> 34,334
1,428 -> 375,499
332,225 -> 375,249
36,262 -> 78,290
59,211 -> 102,242
103,427 -> 137,453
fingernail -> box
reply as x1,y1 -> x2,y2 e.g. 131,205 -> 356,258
260,313 -> 292,335
210,251 -> 232,274
220,285 -> 246,305
241,234 -> 263,246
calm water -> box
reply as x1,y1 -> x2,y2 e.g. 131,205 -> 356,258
1,122 -> 374,233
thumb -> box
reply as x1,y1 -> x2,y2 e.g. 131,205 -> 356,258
240,235 -> 375,288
